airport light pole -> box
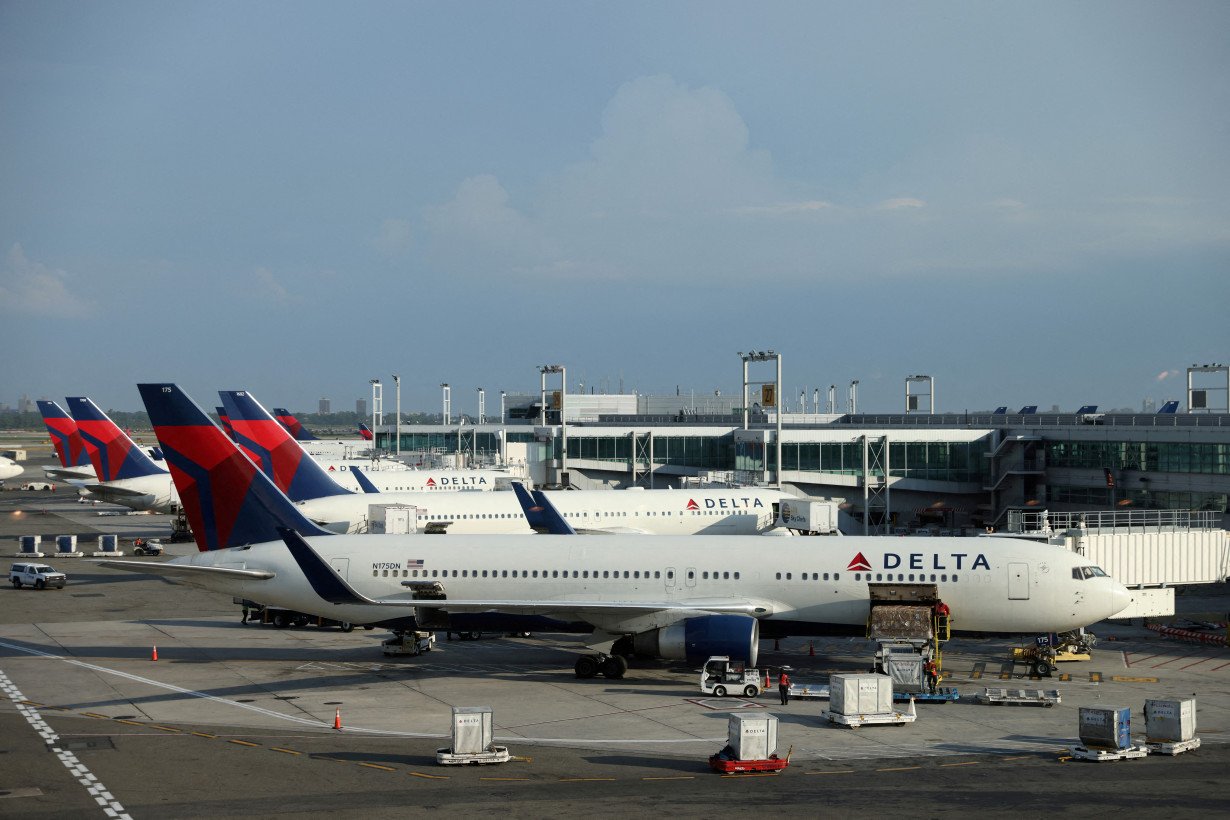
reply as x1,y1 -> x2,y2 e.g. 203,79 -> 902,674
441,383 -> 451,426
737,350 -> 782,488
477,387 -> 486,425
540,364 -> 566,487
392,374 -> 401,457
499,390 -> 506,425
905,374 -> 934,415
369,379 -> 381,455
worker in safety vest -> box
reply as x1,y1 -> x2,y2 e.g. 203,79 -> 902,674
778,669 -> 791,705
923,659 -> 939,694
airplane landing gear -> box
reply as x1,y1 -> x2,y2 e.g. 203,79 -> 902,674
574,653 -> 628,679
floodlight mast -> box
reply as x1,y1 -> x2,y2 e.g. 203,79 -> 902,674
737,350 -> 783,489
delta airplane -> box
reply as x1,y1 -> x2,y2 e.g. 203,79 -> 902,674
217,389 -> 794,534
67,397 -> 178,513
0,456 -> 22,482
105,383 -> 1132,679
36,400 -> 97,482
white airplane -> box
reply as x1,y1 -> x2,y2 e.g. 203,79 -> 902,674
103,383 -> 1133,679
0,455 -> 22,482
219,389 -> 773,535
67,396 -> 178,513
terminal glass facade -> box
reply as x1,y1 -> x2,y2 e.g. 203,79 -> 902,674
1045,441 -> 1230,475
753,440 -> 989,483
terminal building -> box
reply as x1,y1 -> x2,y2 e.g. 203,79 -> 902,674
374,364 -> 1230,536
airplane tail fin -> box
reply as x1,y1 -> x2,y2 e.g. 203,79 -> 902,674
219,390 -> 351,501
511,482 -> 576,534
67,396 -> 167,481
273,408 -> 319,440
138,384 -> 332,551
215,407 -> 235,439
37,400 -> 93,471
358,423 -> 373,441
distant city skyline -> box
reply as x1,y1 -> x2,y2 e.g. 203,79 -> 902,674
2,2 -> 1226,413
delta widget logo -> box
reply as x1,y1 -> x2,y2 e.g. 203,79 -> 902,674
846,552 -> 872,571
686,499 -> 700,510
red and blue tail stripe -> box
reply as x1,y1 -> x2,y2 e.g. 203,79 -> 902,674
138,384 -> 330,551
359,423 -> 373,441
273,408 -> 319,440
215,407 -> 235,439
219,390 -> 350,501
37,400 -> 93,470
67,396 -> 167,481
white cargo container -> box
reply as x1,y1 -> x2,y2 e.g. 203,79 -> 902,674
18,535 -> 43,556
727,713 -> 778,760
55,535 -> 81,556
777,500 -> 838,534
1078,706 -> 1132,750
829,674 -> 894,716
368,504 -> 418,534
1145,698 -> 1196,742
436,705 -> 510,765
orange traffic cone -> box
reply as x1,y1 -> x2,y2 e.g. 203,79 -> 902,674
151,645 -> 158,661
763,670 -> 770,689
808,641 -> 815,657
333,707 -> 342,730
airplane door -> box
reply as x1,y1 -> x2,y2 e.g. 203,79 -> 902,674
330,558 -> 349,580
1008,562 -> 1029,600
685,567 -> 697,589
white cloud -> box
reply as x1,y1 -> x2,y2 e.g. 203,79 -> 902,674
372,218 -> 413,256
253,267 -> 294,303
1156,369 -> 1180,382
0,244 -> 92,318
876,197 -> 927,210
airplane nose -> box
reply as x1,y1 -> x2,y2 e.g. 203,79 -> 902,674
1110,581 -> 1131,618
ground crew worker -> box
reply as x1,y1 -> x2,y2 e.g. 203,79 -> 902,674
923,659 -> 939,694
934,601 -> 950,619
778,669 -> 791,705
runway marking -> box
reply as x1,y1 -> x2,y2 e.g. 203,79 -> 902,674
408,771 -> 449,779
229,740 -> 260,747
642,776 -> 695,780
116,720 -> 146,726
1111,676 -> 1158,683
1089,672 -> 1102,683
559,777 -> 616,782
84,712 -> 111,719
192,732 -> 217,739
271,747 -> 301,755
940,761 -> 980,767
0,669 -> 131,820
359,762 -> 396,771
1058,673 -> 1071,681
481,777 -> 532,781
805,770 -> 854,775
150,724 -> 182,732
876,766 -> 922,772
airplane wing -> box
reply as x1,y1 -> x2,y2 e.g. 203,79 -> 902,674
96,559 -> 275,580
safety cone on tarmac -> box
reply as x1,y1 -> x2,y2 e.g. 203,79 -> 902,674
151,645 -> 158,661
809,641 -> 815,657
763,669 -> 770,690
333,707 -> 342,730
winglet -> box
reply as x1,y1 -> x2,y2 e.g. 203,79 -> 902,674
349,465 -> 381,494
138,383 -> 332,551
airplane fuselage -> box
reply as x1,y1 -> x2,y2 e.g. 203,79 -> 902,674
170,534 -> 1129,636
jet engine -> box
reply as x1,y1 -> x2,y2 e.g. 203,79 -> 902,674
629,614 -> 759,666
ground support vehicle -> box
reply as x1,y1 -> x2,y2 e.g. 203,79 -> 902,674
700,656 -> 763,698
975,687 -> 1061,707
708,753 -> 790,774
382,630 -> 436,656
10,562 -> 67,589
1012,629 -> 1097,677
132,538 -> 164,556
436,746 -> 511,765
237,599 -> 356,631
786,682 -> 829,699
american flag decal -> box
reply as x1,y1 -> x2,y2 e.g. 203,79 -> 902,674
407,559 -> 425,568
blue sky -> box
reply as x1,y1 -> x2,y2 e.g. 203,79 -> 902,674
2,1 -> 1227,414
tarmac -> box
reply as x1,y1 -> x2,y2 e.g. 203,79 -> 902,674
1,459 -> 1228,817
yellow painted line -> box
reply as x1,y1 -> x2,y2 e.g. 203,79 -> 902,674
970,670 -> 982,679
83,712 -> 110,719
229,739 -> 260,747
314,757 -> 349,764
150,724 -> 182,733
1112,676 -> 1158,683
510,756 -> 534,763
1089,672 -> 1102,682
998,672 -> 1011,679
1058,673 -> 1071,682
116,719 -> 146,726
560,777 -> 617,782
642,776 -> 695,781
360,762 -> 396,771
805,770 -> 854,775
940,762 -> 980,767
20,700 -> 43,707
271,747 -> 301,756
1001,756 -> 1032,761
408,771 -> 449,779
192,732 -> 217,739
876,766 -> 922,772
721,772 -> 780,778
480,777 -> 532,781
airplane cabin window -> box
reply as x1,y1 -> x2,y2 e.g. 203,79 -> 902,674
941,574 -> 947,582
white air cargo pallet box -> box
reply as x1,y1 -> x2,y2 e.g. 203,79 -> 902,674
368,504 -> 419,534
777,499 -> 839,533
1144,698 -> 1201,755
436,706 -> 510,765
727,713 -> 780,761
823,674 -> 917,728
976,688 -> 1061,707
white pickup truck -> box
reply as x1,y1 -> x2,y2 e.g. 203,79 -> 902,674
10,562 -> 68,589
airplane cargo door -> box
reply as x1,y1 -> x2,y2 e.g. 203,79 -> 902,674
330,558 -> 349,580
1008,562 -> 1029,600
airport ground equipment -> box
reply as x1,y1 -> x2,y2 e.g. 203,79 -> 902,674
382,630 -> 435,656
975,687 -> 1061,707
237,599 -> 359,632
91,534 -> 122,557
9,562 -> 67,589
896,687 -> 959,703
131,538 -> 163,556
823,673 -> 918,728
867,583 -> 950,696
701,656 -> 763,697
709,713 -> 789,773
1144,698 -> 1200,755
15,535 -> 43,557
55,535 -> 83,557
436,706 -> 510,765
1068,705 -> 1148,761
1011,630 -> 1097,677
786,682 -> 829,700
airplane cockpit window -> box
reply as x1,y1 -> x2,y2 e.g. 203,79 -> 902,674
1072,566 -> 1110,580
